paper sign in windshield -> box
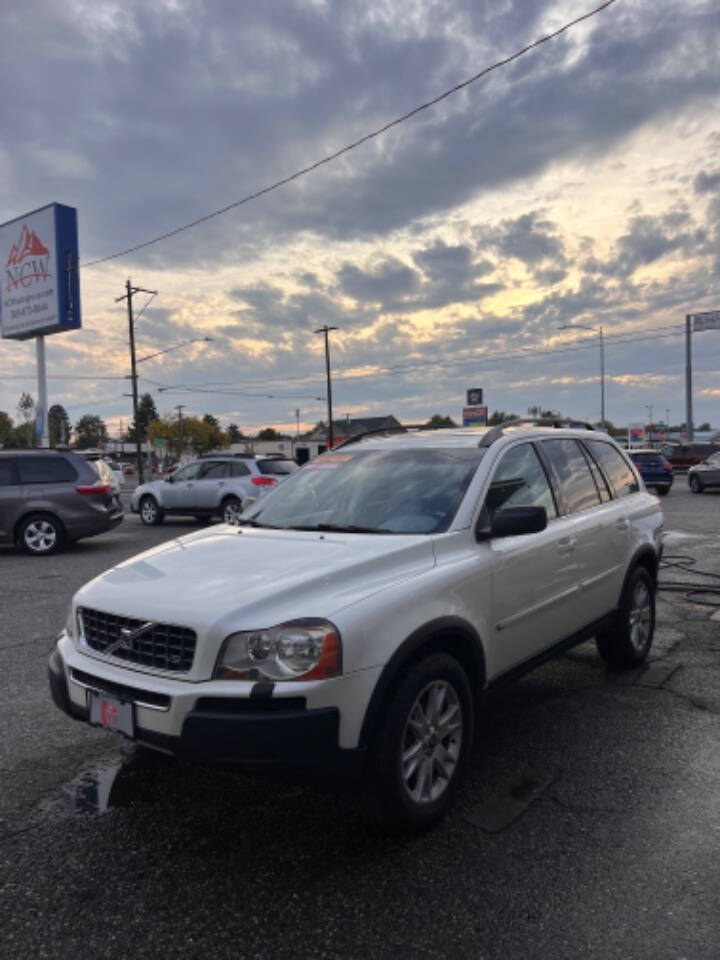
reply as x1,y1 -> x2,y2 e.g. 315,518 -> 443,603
306,454 -> 354,469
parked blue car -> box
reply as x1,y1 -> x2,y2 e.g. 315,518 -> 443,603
628,449 -> 673,496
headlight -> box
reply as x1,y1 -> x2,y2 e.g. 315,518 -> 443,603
215,619 -> 342,681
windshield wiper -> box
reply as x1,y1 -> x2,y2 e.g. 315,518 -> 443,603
237,518 -> 278,528
286,523 -> 394,534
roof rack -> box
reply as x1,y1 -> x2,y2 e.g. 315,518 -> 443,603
479,418 -> 595,447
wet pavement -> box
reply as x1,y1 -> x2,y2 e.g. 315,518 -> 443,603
1,493 -> 719,959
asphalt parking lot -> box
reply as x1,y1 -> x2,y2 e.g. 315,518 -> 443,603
1,484 -> 719,959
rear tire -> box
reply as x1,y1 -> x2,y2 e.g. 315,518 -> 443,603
689,475 -> 703,494
367,653 -> 473,832
221,496 -> 242,525
655,486 -> 669,496
596,566 -> 655,668
18,513 -> 63,556
139,495 -> 164,525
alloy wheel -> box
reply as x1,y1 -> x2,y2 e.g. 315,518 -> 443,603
24,520 -> 57,554
629,580 -> 652,653
400,680 -> 463,805
223,499 -> 241,524
141,499 -> 158,523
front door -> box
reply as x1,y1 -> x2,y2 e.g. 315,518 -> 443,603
480,441 -> 583,678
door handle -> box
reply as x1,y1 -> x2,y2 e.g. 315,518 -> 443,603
557,537 -> 577,555
218,482 -> 225,487
615,518 -> 630,531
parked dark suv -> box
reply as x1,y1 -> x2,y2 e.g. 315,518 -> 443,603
0,450 -> 124,555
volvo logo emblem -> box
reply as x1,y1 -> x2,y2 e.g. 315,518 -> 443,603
105,621 -> 155,656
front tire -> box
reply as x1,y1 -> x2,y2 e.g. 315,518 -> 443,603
655,486 -> 669,496
689,475 -> 703,494
139,495 -> 164,525
18,513 -> 63,556
596,566 -> 655,668
368,653 -> 473,831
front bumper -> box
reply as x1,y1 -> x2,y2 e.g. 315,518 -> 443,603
49,640 -> 373,772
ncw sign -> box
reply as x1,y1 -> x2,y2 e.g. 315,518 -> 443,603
0,203 -> 81,340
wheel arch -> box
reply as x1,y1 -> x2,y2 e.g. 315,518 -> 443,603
358,616 -> 486,750
624,545 -> 659,591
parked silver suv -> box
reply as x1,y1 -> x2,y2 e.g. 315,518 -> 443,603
131,454 -> 298,525
0,450 -> 124,555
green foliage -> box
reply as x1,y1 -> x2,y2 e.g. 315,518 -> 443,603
48,404 -> 72,446
149,416 -> 228,455
0,411 -> 13,445
257,427 -> 280,440
202,413 -> 220,429
227,423 -> 244,443
698,421 -> 712,432
488,410 -> 520,425
126,393 -> 160,442
425,414 -> 457,428
74,414 -> 109,449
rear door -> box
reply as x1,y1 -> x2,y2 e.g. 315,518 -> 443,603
0,458 -> 21,542
705,453 -> 720,486
17,454 -> 83,529
164,462 -> 203,509
538,438 -> 618,628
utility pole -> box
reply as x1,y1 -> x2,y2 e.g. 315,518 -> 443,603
175,405 -> 186,459
646,404 -> 653,426
599,326 -> 605,427
685,314 -> 693,442
115,279 -> 157,484
315,325 -> 337,449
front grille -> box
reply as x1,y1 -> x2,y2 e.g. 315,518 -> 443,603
78,606 -> 196,673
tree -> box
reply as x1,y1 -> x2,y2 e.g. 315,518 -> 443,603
227,423 -> 244,443
425,414 -> 457,428
488,410 -> 519,425
257,427 -> 280,440
48,404 -> 72,446
149,416 -> 228,456
75,414 -> 108,449
698,421 -> 712,432
202,413 -> 220,430
126,392 -> 160,442
13,392 -> 36,447
0,411 -> 13,445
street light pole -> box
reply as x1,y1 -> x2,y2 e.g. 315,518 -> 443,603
315,325 -> 337,449
175,405 -> 185,458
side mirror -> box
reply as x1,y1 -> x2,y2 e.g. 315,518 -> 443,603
241,495 -> 256,511
477,506 -> 547,540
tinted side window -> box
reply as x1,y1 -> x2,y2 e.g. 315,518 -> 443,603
258,459 -> 298,475
586,441 -> 639,498
485,443 -> 557,520
199,461 -> 229,479
541,440 -> 601,514
231,462 -> 251,477
0,460 -> 17,486
18,456 -> 78,484
173,462 -> 202,481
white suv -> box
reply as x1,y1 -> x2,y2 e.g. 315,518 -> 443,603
49,423 -> 663,829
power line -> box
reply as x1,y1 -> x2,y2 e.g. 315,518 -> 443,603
82,1 -> 618,268
146,324 -> 685,397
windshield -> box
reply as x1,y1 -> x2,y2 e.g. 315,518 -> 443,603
245,447 -> 485,534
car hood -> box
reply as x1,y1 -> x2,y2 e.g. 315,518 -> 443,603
74,525 -> 436,632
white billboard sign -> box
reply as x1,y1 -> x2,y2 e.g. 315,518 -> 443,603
0,202 -> 81,340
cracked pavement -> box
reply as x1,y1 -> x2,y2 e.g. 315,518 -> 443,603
1,490 -> 719,959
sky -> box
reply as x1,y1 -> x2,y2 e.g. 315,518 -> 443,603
1,0 -> 719,437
